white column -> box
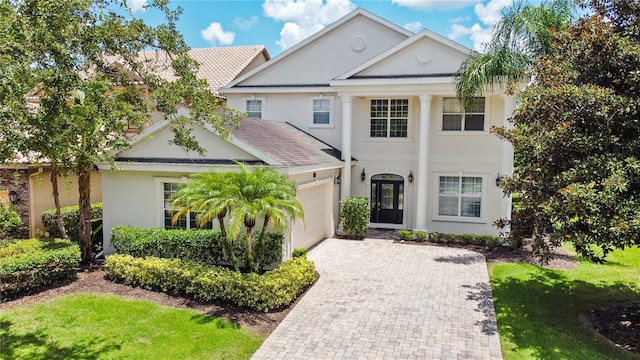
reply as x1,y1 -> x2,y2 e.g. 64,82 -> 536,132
414,94 -> 432,231
501,95 -> 517,221
340,95 -> 353,199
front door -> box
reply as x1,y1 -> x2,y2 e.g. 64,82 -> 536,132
370,174 -> 404,224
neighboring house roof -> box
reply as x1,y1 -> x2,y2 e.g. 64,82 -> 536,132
120,46 -> 270,94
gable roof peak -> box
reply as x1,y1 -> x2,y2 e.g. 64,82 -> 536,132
223,7 -> 413,89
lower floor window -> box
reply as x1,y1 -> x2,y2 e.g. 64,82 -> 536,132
163,183 -> 212,229
438,176 -> 482,218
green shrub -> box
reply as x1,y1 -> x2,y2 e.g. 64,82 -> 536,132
414,231 -> 427,242
428,232 -> 502,248
41,203 -> 103,253
292,248 -> 307,258
0,238 -> 80,300
397,229 -> 413,241
340,197 -> 369,240
110,226 -> 283,271
0,204 -> 27,240
105,254 -> 315,312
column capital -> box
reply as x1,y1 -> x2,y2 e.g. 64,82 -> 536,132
340,95 -> 353,103
419,94 -> 433,103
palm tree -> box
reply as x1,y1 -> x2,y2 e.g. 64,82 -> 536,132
454,0 -> 575,107
171,172 -> 239,270
226,164 -> 304,271
174,163 -> 304,272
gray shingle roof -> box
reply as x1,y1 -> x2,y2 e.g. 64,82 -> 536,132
231,118 -> 344,168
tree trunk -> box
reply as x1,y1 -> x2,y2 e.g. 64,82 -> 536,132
77,167 -> 93,263
259,215 -> 270,241
243,227 -> 254,271
49,163 -> 68,239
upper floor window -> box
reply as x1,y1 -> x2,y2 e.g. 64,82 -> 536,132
438,176 -> 482,218
163,182 -> 212,230
370,99 -> 409,138
312,98 -> 331,126
246,99 -> 263,118
442,97 -> 485,131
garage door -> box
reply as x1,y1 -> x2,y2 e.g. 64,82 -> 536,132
290,182 -> 331,250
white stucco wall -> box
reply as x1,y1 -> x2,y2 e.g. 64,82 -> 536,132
102,167 -> 340,255
234,15 -> 409,86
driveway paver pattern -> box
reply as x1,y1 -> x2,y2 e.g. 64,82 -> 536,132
252,238 -> 503,360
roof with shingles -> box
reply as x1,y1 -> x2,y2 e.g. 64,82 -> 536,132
137,46 -> 269,93
230,118 -> 344,168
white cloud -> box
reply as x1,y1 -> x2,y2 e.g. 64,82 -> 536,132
448,0 -> 513,51
263,0 -> 356,50
201,22 -> 235,46
403,21 -> 423,32
475,0 -> 512,26
450,16 -> 471,23
126,0 -> 147,13
392,0 -> 480,11
233,16 -> 259,31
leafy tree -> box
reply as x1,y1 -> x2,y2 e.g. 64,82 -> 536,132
494,0 -> 640,262
454,0 -> 575,107
172,164 -> 304,272
0,0 -> 242,262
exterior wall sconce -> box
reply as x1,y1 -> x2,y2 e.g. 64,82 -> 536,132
335,174 -> 341,185
495,174 -> 501,187
360,168 -> 366,182
8,190 -> 18,205
408,171 -> 414,183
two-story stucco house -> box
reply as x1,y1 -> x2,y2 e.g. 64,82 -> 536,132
221,8 -> 515,238
99,8 -> 515,257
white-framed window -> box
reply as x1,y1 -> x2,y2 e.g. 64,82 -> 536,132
245,98 -> 264,118
162,182 -> 212,230
311,97 -> 333,127
438,176 -> 482,218
442,97 -> 485,131
370,98 -> 409,138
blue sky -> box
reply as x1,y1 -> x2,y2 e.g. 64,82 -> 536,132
127,0 -> 520,57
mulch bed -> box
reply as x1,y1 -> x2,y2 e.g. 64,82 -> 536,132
0,261 -> 315,335
1,239 -> 637,356
588,303 -> 640,355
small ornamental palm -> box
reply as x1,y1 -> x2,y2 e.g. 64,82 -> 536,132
171,163 -> 304,272
171,172 -> 239,270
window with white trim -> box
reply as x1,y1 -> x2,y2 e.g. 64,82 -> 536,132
370,99 -> 409,138
442,97 -> 485,131
312,98 -> 331,125
163,182 -> 212,229
438,176 -> 482,218
246,99 -> 263,118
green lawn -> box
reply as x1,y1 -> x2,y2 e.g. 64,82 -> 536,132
489,246 -> 640,359
0,293 -> 264,360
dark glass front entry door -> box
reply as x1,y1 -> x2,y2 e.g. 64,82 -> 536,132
370,174 -> 404,224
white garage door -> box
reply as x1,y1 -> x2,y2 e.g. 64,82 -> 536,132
291,182 -> 331,250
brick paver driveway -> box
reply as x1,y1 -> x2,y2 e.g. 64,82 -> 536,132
252,238 -> 503,360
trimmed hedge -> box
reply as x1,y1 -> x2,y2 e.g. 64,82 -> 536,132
428,232 -> 503,248
41,203 -> 103,253
110,226 -> 283,271
0,238 -> 80,300
104,254 -> 315,312
0,205 -> 27,240
340,197 -> 369,239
